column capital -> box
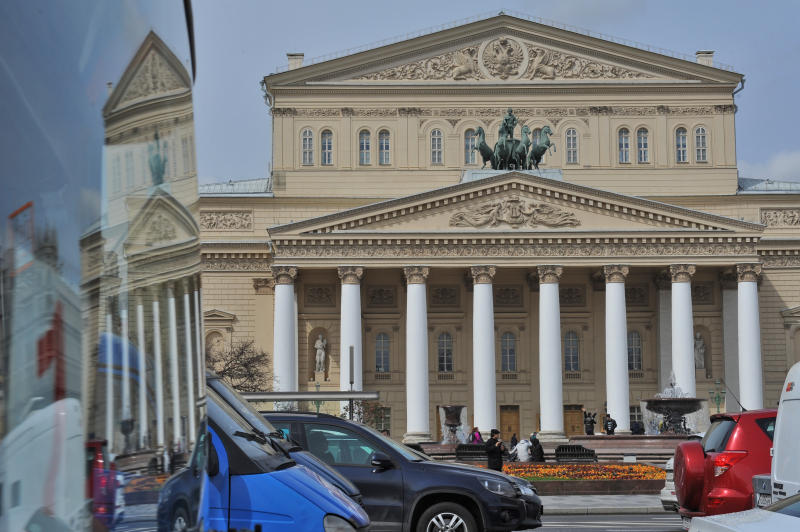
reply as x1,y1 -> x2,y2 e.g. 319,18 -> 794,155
537,265 -> 563,284
470,265 -> 496,284
654,270 -> 671,290
603,265 -> 629,283
403,266 -> 430,284
271,265 -> 298,285
253,277 -> 275,293
338,266 -> 365,285
669,264 -> 696,283
719,268 -> 738,290
736,263 -> 762,283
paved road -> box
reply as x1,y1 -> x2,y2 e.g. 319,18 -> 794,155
537,513 -> 683,531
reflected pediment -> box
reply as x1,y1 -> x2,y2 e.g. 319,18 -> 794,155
123,189 -> 199,257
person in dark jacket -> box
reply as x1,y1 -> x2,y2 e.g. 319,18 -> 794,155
510,433 -> 518,448
529,433 -> 545,462
604,415 -> 618,435
582,408 -> 597,435
485,429 -> 505,471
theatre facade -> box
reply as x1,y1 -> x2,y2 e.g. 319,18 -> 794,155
199,14 -> 800,442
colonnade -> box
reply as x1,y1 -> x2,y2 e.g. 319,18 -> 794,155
270,262 -> 764,442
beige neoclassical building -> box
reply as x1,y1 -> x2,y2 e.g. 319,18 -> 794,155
199,14 -> 800,441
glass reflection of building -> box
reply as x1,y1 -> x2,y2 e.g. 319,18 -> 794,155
82,31 -> 204,471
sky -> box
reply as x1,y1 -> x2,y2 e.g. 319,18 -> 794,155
192,0 -> 800,184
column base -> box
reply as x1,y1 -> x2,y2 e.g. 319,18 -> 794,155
536,431 -> 569,443
402,432 -> 433,444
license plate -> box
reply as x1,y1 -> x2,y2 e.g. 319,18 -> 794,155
758,493 -> 772,507
682,516 -> 691,530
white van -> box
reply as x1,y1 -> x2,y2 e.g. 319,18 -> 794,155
754,361 -> 800,507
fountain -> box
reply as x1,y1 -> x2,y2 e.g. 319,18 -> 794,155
438,405 -> 468,444
642,375 -> 709,435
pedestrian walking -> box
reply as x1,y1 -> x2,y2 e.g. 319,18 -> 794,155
530,433 -> 545,462
485,429 -> 505,471
604,414 -> 618,435
468,426 -> 483,443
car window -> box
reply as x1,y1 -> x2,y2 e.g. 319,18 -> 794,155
271,421 -> 293,439
304,424 -> 377,466
702,419 -> 736,452
755,417 -> 776,441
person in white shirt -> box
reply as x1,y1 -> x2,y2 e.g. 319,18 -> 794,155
512,434 -> 533,462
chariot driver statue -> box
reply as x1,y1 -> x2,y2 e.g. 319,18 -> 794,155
494,107 -> 518,166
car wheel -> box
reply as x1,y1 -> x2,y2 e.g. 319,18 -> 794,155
171,506 -> 189,532
417,502 -> 477,532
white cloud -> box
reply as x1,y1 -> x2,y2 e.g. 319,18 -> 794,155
739,150 -> 800,182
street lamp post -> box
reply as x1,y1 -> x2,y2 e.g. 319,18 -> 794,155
709,380 -> 726,414
313,382 -> 324,414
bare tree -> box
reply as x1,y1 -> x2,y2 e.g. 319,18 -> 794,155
206,339 -> 271,392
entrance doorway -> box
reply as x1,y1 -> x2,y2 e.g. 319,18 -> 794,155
499,405 -> 520,442
563,404 -> 584,437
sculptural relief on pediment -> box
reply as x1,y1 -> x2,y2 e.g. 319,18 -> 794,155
118,48 -> 188,106
449,195 -> 580,229
356,36 -> 655,81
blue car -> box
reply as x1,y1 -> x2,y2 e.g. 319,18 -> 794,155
157,387 -> 369,531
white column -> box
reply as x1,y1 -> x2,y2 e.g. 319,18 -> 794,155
538,265 -> 564,439
151,287 -> 165,450
605,265 -> 630,433
182,280 -> 196,445
720,270 -> 740,411
135,293 -> 148,449
671,264 -> 696,397
737,264 -> 764,410
166,283 -> 181,449
403,266 -> 430,443
338,266 -> 365,394
655,271 -> 673,390
105,310 -> 114,452
193,280 -> 205,405
120,305 -> 131,421
472,266 -> 497,436
271,266 -> 298,392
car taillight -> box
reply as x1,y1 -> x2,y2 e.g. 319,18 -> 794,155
713,450 -> 748,477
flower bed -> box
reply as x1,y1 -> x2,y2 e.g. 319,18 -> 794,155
501,463 -> 665,482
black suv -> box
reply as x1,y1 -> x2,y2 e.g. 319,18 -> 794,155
264,412 -> 542,532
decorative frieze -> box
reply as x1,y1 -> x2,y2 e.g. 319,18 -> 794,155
760,253 -> 800,268
494,285 -> 523,307
449,196 -> 580,229
145,214 -> 177,245
559,285 -> 586,306
203,257 -> 270,272
736,263 -> 762,283
669,264 -> 696,283
271,265 -> 298,285
337,266 -> 365,284
603,264 -> 629,283
430,285 -> 459,306
691,282 -> 714,305
625,284 -> 649,306
471,265 -> 497,284
305,285 -> 335,306
537,265 -> 563,284
199,210 -> 253,231
253,278 -> 274,293
760,208 -> 800,227
403,266 -> 430,285
366,286 -> 396,307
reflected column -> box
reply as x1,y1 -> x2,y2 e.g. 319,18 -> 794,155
105,307 -> 115,451
166,282 -> 182,450
193,274 -> 205,404
182,278 -> 196,445
135,291 -> 148,449
151,285 -> 166,453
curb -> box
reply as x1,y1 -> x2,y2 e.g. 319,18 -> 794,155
545,506 -> 670,515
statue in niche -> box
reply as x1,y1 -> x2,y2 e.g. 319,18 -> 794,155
694,332 -> 706,370
314,334 -> 327,373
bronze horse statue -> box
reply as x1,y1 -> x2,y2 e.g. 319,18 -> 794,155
474,127 -> 496,169
527,125 -> 555,171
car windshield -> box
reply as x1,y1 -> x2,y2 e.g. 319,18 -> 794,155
358,423 -> 425,462
701,418 -> 736,453
766,492 -> 800,518
207,374 -> 281,438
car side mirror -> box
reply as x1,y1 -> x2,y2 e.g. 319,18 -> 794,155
207,444 -> 219,477
370,451 -> 393,471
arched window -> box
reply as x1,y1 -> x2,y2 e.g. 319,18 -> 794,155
637,128 -> 649,163
437,332 -> 453,372
618,128 -> 630,163
321,130 -> 333,166
695,127 -> 707,162
464,129 -> 476,165
565,128 -> 578,164
359,130 -> 371,165
501,332 -> 517,372
564,331 -> 580,372
375,333 -> 390,373
378,130 -> 390,165
676,127 -> 688,163
628,330 -> 643,371
430,129 -> 443,165
532,128 -> 542,145
301,128 -> 313,165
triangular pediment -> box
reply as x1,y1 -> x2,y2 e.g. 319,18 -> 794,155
204,309 -> 237,321
104,31 -> 191,117
123,188 -> 199,256
270,172 -> 762,239
783,306 -> 800,319
265,14 -> 741,87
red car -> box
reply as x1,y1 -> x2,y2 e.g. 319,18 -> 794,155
674,409 -> 777,526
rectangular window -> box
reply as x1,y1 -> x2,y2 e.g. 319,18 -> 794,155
676,129 -> 688,163
618,130 -> 630,164
695,129 -> 707,162
637,130 -> 649,163
359,132 -> 370,165
431,131 -> 443,165
321,132 -> 333,166
566,129 -> 578,164
379,132 -> 390,165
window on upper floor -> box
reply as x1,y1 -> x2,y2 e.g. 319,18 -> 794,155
464,129 -> 476,165
301,128 -> 313,165
695,126 -> 707,162
628,330 -> 643,371
501,332 -> 517,372
637,128 -> 649,163
321,130 -> 333,166
378,130 -> 390,165
565,128 -> 578,164
618,128 -> 630,163
431,129 -> 443,165
676,127 -> 688,163
438,332 -> 453,372
564,330 -> 580,372
375,333 -> 390,373
359,130 -> 371,165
